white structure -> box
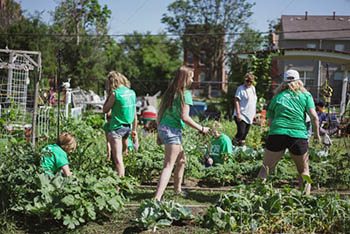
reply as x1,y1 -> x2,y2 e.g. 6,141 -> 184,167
0,48 -> 43,145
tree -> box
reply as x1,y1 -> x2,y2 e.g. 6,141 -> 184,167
225,26 -> 265,118
0,0 -> 22,30
0,13 -> 57,82
162,0 -> 254,94
52,0 -> 112,91
229,26 -> 265,84
52,0 -> 111,45
118,32 -> 182,95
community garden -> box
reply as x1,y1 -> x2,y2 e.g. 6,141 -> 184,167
1,112 -> 350,233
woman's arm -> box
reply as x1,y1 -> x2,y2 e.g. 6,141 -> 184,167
308,108 -> 321,141
103,92 -> 115,113
234,97 -> 241,121
61,165 -> 72,176
181,104 -> 209,134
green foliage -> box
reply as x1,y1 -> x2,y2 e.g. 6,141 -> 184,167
125,134 -> 164,183
0,118 -> 138,230
134,199 -> 193,231
82,112 -> 105,129
249,53 -> 273,99
202,182 -> 350,233
119,32 -> 182,95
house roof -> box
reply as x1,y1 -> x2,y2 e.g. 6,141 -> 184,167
281,15 -> 350,40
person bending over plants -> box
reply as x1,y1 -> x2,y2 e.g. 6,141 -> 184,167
40,132 -> 77,176
204,121 -> 233,167
154,66 -> 210,201
258,69 -> 321,195
103,71 -> 138,177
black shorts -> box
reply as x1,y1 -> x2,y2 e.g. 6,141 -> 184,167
265,134 -> 308,155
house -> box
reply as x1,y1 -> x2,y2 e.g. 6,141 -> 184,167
183,24 -> 228,97
272,12 -> 350,104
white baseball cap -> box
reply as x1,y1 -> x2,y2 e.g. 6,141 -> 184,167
283,69 -> 300,82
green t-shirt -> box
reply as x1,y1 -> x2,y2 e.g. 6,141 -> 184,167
209,133 -> 233,165
103,122 -> 109,133
267,90 -> 315,139
160,90 -> 193,129
108,85 -> 136,132
40,144 -> 69,176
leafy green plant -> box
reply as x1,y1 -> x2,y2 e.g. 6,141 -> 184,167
133,199 -> 193,232
202,182 -> 350,233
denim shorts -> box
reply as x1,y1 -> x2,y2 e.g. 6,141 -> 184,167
108,125 -> 131,139
158,124 -> 182,145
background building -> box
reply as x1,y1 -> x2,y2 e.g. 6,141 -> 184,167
183,24 -> 228,97
272,12 -> 350,104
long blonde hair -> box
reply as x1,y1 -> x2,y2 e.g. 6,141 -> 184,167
274,80 -> 307,96
107,71 -> 130,94
158,66 -> 194,121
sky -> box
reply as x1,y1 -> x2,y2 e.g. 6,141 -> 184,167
19,0 -> 350,35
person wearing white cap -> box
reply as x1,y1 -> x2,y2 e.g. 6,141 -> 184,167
258,69 -> 321,195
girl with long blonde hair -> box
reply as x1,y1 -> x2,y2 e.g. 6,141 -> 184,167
154,66 -> 210,201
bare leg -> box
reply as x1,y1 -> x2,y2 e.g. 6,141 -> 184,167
108,134 -> 124,177
174,148 -> 186,193
290,153 -> 311,195
122,137 -> 129,155
258,149 -> 284,179
105,133 -> 111,161
154,144 -> 182,201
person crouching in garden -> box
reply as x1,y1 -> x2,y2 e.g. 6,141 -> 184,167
103,71 -> 138,177
204,121 -> 233,167
258,69 -> 320,194
154,66 -> 210,201
233,72 -> 257,146
41,132 -> 77,176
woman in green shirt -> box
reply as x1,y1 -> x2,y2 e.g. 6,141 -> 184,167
258,69 -> 321,194
154,66 -> 210,201
103,71 -> 138,177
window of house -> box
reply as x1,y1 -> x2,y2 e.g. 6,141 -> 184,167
335,44 -> 345,51
334,71 -> 344,81
186,51 -> 194,65
306,43 -> 316,49
300,71 -> 315,86
199,72 -> 206,88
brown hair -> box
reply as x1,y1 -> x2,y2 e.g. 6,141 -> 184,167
57,132 -> 77,153
244,72 -> 255,81
210,121 -> 223,132
158,66 -> 194,121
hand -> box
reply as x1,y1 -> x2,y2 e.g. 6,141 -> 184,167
131,130 -> 137,139
201,126 -> 210,134
314,134 -> 321,143
236,113 -> 241,122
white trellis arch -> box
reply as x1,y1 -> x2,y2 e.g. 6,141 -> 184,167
0,48 -> 43,145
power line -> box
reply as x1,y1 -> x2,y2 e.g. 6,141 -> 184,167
0,28 -> 349,38
122,0 -> 151,25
